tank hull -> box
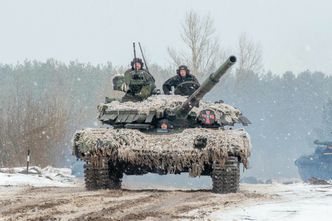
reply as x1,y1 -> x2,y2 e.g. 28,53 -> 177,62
73,127 -> 251,193
295,155 -> 332,181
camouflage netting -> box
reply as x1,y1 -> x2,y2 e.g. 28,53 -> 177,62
73,128 -> 251,177
98,95 -> 242,125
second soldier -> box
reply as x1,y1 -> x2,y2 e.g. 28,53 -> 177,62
162,65 -> 199,96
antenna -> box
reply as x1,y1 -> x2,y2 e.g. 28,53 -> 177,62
133,42 -> 137,72
138,42 -> 150,73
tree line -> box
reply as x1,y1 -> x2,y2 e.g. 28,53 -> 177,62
0,60 -> 112,167
0,60 -> 331,178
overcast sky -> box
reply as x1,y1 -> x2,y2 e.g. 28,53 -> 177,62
0,0 -> 331,74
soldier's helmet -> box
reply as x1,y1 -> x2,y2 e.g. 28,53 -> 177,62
177,65 -> 190,76
131,58 -> 144,69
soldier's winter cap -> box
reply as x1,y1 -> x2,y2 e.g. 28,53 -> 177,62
177,65 -> 190,75
131,58 -> 144,68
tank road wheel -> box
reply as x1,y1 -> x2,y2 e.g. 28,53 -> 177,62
212,157 -> 240,194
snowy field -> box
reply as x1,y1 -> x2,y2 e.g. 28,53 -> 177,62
210,183 -> 332,221
0,167 -> 331,220
0,166 -> 80,187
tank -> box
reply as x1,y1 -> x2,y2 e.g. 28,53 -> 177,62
295,137 -> 332,181
73,56 -> 252,194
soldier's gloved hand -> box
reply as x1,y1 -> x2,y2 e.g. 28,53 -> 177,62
152,88 -> 161,95
120,83 -> 128,92
127,89 -> 133,94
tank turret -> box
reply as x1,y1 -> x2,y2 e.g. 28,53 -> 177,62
295,136 -> 332,181
98,56 -> 250,130
314,139 -> 332,146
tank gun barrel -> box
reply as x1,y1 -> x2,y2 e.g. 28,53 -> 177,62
314,139 -> 332,146
176,56 -> 237,118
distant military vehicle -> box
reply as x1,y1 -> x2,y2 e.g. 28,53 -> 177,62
73,56 -> 252,194
295,136 -> 332,181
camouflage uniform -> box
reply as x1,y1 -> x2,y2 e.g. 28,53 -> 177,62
162,65 -> 199,95
111,58 -> 156,102
123,69 -> 155,100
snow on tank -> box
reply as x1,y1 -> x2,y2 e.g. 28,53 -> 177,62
73,56 -> 253,194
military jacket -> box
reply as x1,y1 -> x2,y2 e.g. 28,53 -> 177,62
162,74 -> 199,95
123,68 -> 156,100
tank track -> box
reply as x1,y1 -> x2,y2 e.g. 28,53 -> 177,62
211,157 -> 240,194
84,157 -> 122,190
83,155 -> 240,193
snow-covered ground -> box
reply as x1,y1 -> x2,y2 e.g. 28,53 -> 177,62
1,167 -> 331,220
0,166 -> 80,187
210,183 -> 332,221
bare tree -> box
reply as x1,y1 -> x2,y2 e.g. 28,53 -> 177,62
168,10 -> 226,78
0,82 -> 70,167
0,60 -> 115,167
148,64 -> 173,89
237,33 -> 263,74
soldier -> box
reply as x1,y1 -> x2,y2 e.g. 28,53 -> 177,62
156,119 -> 172,133
162,65 -> 200,95
121,58 -> 156,102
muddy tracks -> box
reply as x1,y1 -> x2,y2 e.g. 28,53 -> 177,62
0,187 -> 268,221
